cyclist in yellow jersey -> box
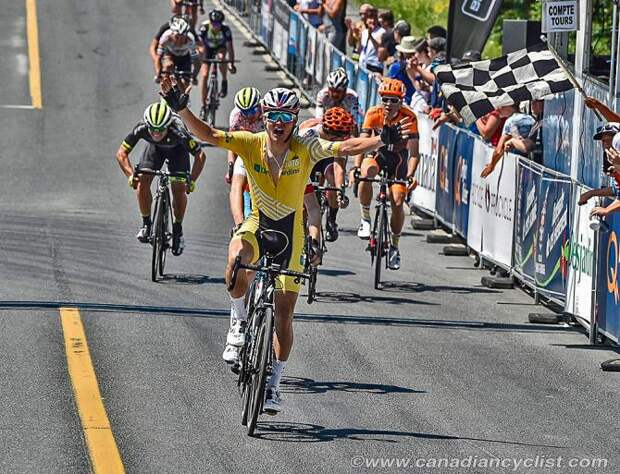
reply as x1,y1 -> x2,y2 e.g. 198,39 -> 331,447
160,78 -> 415,414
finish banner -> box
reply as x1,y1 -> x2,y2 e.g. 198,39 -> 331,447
596,211 -> 620,343
468,141 -> 516,268
565,184 -> 596,325
411,115 -> 439,214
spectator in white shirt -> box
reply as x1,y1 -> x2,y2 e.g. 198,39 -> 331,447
358,10 -> 385,73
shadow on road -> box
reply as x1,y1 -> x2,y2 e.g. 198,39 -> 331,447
308,291 -> 438,306
280,376 -> 425,395
159,274 -> 226,285
317,268 -> 356,277
380,281 -> 501,295
253,421 -> 569,448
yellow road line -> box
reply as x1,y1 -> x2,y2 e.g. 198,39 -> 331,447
60,308 -> 125,474
26,0 -> 42,109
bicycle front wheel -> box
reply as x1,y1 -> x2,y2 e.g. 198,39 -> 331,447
247,307 -> 273,436
374,206 -> 385,290
151,195 -> 165,282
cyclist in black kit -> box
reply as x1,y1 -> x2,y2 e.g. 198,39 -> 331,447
115,101 -> 206,255
198,9 -> 236,99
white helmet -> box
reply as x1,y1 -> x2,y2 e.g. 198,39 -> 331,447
261,88 -> 300,113
170,17 -> 190,36
327,68 -> 349,90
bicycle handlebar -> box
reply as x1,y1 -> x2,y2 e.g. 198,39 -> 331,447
227,256 -> 310,292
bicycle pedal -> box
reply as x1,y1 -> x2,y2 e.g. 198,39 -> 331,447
231,362 -> 241,375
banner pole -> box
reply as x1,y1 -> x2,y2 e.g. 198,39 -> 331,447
542,35 -> 604,121
589,226 -> 600,344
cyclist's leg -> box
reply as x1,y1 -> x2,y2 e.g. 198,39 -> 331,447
166,146 -> 190,223
199,54 -> 213,104
137,144 -> 163,218
170,0 -> 182,14
161,54 -> 175,76
358,156 -> 379,232
389,152 -> 409,241
217,48 -> 228,97
304,190 -> 321,243
226,216 -> 259,299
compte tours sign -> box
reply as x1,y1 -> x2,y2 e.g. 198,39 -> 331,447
542,0 -> 579,33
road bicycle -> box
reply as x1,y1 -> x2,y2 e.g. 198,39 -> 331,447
134,163 -> 191,282
228,230 -> 309,436
200,59 -> 235,126
177,0 -> 204,28
159,67 -> 194,96
353,169 -> 410,290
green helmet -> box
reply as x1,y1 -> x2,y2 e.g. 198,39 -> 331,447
143,101 -> 173,130
234,87 -> 261,111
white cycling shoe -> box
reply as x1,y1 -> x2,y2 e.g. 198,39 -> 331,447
222,344 -> 240,364
226,319 -> 246,347
264,387 -> 282,415
357,219 -> 371,239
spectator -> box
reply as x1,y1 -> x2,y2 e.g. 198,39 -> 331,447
346,3 -> 375,58
523,99 -> 545,164
426,25 -> 447,40
409,39 -> 432,113
295,0 -> 324,29
585,96 -> 620,122
480,104 -> 527,178
377,9 -> 395,63
358,9 -> 385,73
386,36 -> 417,103
323,0 -> 348,53
393,20 -> 411,45
474,105 -> 513,147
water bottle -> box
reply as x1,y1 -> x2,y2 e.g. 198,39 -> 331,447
589,198 -> 610,232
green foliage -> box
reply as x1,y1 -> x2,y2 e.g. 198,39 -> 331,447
352,0 -> 449,38
483,0 -> 542,58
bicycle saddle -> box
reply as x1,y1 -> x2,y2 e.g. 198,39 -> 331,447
259,229 -> 289,258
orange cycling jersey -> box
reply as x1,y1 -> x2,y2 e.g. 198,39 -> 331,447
361,105 -> 419,151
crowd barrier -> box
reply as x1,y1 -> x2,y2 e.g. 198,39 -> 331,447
221,0 -> 618,344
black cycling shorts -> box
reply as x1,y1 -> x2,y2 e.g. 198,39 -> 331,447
163,53 -> 193,74
309,158 -> 334,182
139,143 -> 190,175
372,149 -> 408,180
203,46 -> 227,61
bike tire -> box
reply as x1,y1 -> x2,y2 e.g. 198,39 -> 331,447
247,306 -> 273,437
207,106 -> 217,127
151,195 -> 164,282
374,206 -> 385,290
307,266 -> 317,304
159,192 -> 172,277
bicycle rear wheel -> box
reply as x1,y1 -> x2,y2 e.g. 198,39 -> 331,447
247,306 -> 273,436
374,206 -> 385,290
151,195 -> 165,282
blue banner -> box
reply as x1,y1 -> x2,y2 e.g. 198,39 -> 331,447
356,68 -> 369,114
435,126 -> 458,229
287,12 -> 299,72
533,174 -> 571,301
596,211 -> 620,342
368,78 -> 379,109
542,90 -> 574,177
344,57 -> 357,90
453,132 -> 473,238
330,47 -> 344,72
513,162 -> 541,283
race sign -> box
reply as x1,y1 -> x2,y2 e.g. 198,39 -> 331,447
542,0 -> 579,33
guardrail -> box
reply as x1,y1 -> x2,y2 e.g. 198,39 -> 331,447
223,0 -> 618,345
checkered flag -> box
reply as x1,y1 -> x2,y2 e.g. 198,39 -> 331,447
435,43 -> 574,125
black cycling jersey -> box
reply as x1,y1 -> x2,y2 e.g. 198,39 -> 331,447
198,23 -> 232,50
121,118 -> 201,156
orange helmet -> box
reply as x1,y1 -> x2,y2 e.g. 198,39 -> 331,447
322,107 -> 355,136
378,78 -> 406,98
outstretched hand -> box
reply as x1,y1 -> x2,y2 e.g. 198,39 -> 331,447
159,76 -> 191,112
380,117 -> 416,147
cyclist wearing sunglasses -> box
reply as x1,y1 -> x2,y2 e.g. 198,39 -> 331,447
198,9 -> 236,99
155,17 -> 199,90
115,101 -> 206,256
160,79 -> 414,413
352,78 -> 420,271
299,107 -> 355,242
315,68 -> 361,131
228,87 -> 264,228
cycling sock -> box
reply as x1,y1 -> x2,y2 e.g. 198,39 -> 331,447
268,359 -> 286,389
327,206 -> 338,223
391,233 -> 401,248
142,215 -> 151,227
230,295 -> 247,322
361,205 -> 371,221
173,222 -> 183,234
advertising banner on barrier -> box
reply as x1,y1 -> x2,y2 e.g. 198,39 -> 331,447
260,0 -> 273,46
314,35 -> 325,83
514,160 -> 541,283
305,27 -> 316,76
534,173 -> 571,302
596,212 -> 620,343
565,184 -> 596,324
468,142 -> 516,268
435,126 -> 458,230
452,132 -> 473,238
271,0 -> 289,64
331,47 -> 343,71
411,115 -> 438,214
287,12 -> 299,72
356,68 -> 369,113
344,57 -> 357,90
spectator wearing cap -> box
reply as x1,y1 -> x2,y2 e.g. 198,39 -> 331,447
357,9 -> 385,73
294,0 -> 324,28
346,4 -> 376,58
386,36 -> 417,103
582,125 -> 620,217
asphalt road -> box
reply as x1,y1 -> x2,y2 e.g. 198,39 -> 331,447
1,1 -> 619,473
